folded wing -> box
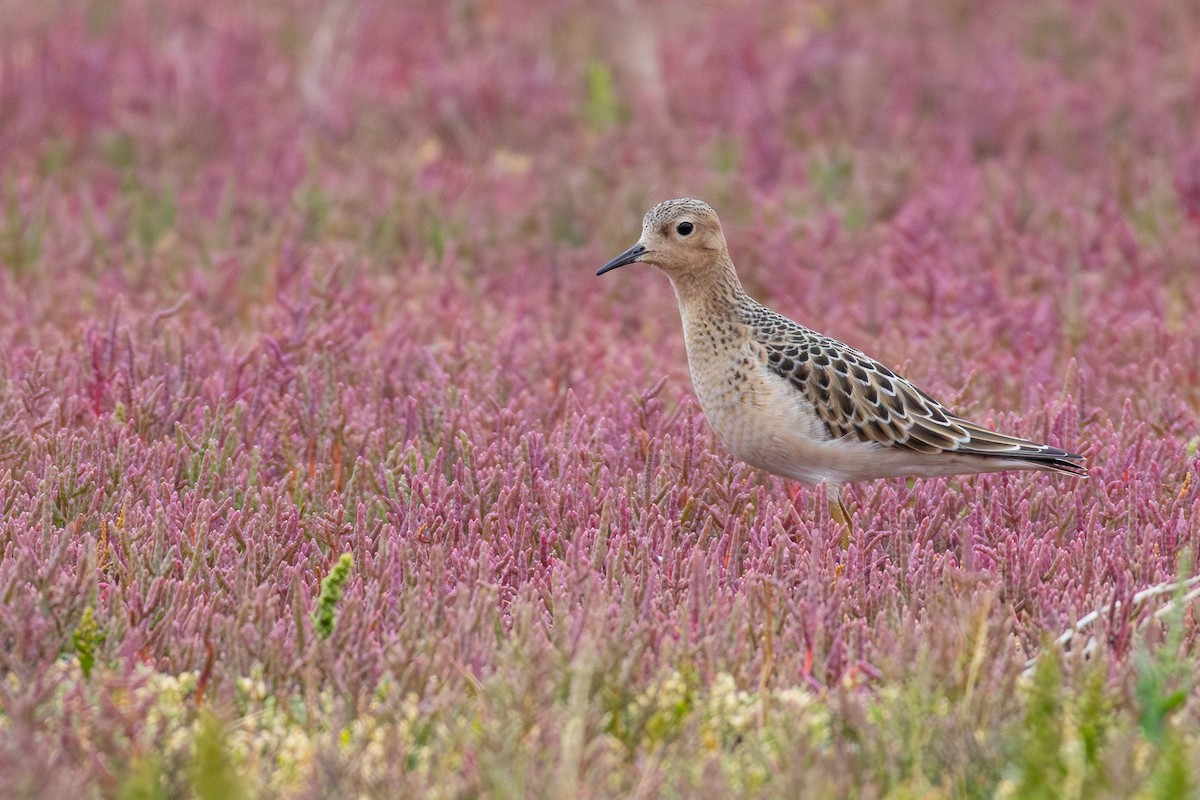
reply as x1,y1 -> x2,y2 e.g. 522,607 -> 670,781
754,316 -> 1087,477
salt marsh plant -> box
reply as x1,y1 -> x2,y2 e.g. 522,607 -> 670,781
0,0 -> 1198,796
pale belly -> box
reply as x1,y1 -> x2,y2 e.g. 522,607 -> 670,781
685,339 -> 861,485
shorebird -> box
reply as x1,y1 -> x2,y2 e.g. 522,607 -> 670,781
597,198 -> 1086,525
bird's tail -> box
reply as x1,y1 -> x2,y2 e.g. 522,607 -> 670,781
954,419 -> 1088,478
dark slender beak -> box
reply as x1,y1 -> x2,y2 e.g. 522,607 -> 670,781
596,243 -> 646,276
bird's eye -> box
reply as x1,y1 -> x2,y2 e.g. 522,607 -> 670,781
676,221 -> 694,236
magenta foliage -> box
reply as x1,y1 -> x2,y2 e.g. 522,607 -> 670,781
0,0 -> 1199,791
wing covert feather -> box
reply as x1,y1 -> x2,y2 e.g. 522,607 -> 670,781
747,307 -> 1081,467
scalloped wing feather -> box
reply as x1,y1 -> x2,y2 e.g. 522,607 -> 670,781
756,318 -> 1087,477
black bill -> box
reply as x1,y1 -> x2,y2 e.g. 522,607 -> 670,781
596,243 -> 646,276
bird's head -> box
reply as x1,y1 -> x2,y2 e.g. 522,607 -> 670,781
597,198 -> 730,282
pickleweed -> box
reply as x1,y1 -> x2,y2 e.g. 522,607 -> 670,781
1,0 -> 1198,796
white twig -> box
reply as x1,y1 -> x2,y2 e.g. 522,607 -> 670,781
1022,574 -> 1200,677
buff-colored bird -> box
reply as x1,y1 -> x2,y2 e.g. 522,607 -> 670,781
598,199 -> 1086,524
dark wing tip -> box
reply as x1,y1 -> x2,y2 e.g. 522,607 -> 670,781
953,419 -> 1088,478
1018,450 -> 1088,478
